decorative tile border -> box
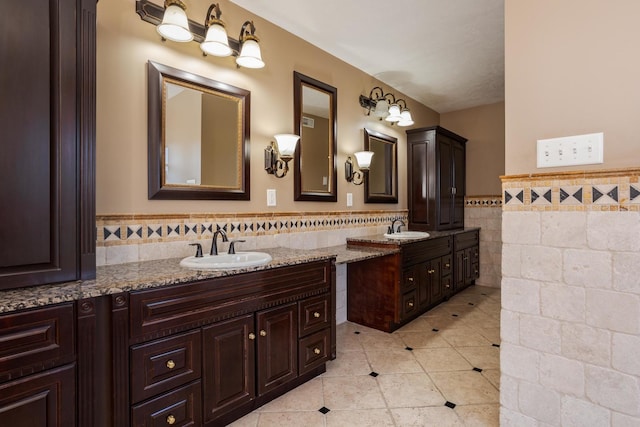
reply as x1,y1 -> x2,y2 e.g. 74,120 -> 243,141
501,167 -> 640,211
96,210 -> 408,247
465,196 -> 503,207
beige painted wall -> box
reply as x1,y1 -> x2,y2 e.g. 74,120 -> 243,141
441,101 -> 505,195
505,0 -> 640,175
96,0 -> 439,214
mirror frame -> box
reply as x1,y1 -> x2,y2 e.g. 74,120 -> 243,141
364,128 -> 398,204
147,61 -> 251,200
293,71 -> 337,202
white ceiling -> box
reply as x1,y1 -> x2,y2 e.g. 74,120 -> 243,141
230,0 -> 504,113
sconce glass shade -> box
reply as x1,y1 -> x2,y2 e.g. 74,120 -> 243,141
373,99 -> 390,118
273,134 -> 300,159
157,3 -> 193,42
398,109 -> 414,126
201,22 -> 232,56
236,38 -> 265,69
385,104 -> 402,122
354,151 -> 374,170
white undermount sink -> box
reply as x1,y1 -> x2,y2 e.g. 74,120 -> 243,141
180,252 -> 272,270
383,231 -> 430,240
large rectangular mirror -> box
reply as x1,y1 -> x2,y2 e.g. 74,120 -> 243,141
148,61 -> 250,200
293,72 -> 337,202
364,128 -> 398,203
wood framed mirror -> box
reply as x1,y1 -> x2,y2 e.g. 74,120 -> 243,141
293,72 -> 337,202
364,128 -> 398,203
148,61 -> 250,200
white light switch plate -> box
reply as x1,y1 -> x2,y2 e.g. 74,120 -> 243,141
346,193 -> 353,207
537,132 -> 604,168
266,189 -> 276,206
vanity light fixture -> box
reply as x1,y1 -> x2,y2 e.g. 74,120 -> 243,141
136,0 -> 266,68
359,87 -> 414,127
264,134 -> 300,178
345,151 -> 374,185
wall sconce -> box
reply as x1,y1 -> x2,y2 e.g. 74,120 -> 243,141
136,0 -> 265,69
345,151 -> 374,185
359,87 -> 414,127
264,134 -> 300,178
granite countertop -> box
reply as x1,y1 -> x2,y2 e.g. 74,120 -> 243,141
0,245 -> 398,314
347,227 -> 480,246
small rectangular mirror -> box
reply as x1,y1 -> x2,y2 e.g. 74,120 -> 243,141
364,128 -> 398,203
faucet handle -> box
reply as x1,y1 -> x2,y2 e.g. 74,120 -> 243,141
189,243 -> 203,258
228,239 -> 246,254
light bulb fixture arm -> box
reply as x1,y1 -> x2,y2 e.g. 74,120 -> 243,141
204,3 -> 223,28
345,156 -> 365,185
264,141 -> 290,178
238,20 -> 257,42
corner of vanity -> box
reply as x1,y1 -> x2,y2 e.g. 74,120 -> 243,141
345,228 -> 480,333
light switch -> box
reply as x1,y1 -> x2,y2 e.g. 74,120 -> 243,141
267,189 -> 276,206
346,193 -> 353,207
537,132 -> 604,168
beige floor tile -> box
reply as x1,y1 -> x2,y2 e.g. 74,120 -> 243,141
324,350 -> 371,377
456,346 -> 500,370
455,403 -> 500,426
390,406 -> 464,426
322,375 -> 386,410
336,328 -> 365,352
421,314 -> 468,330
393,317 -> 434,332
228,411 -> 259,427
481,369 -> 500,389
258,378 -> 324,412
476,327 -> 501,344
413,347 -> 473,372
357,330 -> 406,351
430,371 -> 499,405
325,409 -> 395,426
439,326 -> 492,347
377,372 -> 446,408
366,349 -> 423,374
397,330 -> 452,349
255,411 -> 325,427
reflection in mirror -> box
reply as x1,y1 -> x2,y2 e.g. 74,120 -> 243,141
294,72 -> 337,202
148,61 -> 250,200
364,128 -> 398,203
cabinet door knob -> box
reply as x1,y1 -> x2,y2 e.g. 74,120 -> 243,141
445,263 -> 450,268
249,332 -> 256,340
408,277 -> 414,282
313,311 -> 321,318
260,330 -> 267,337
166,359 -> 175,369
408,301 -> 414,308
166,414 -> 176,425
314,348 -> 321,355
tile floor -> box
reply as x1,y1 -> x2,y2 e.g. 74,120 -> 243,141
231,285 -> 501,426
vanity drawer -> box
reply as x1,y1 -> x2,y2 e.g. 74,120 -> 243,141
131,380 -> 201,427
130,330 -> 201,404
298,294 -> 330,337
402,268 -> 417,290
442,254 -> 452,276
298,328 -> 330,375
401,290 -> 418,320
0,303 -> 75,381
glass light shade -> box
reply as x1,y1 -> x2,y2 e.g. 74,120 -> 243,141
354,151 -> 374,170
385,104 -> 402,122
201,23 -> 232,56
236,38 -> 265,69
157,4 -> 193,42
274,134 -> 300,159
373,99 -> 389,118
398,109 -> 414,126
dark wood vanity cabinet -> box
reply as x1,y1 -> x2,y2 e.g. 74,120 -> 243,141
0,0 -> 96,290
348,237 -> 453,332
407,126 -> 467,231
454,230 -> 480,292
0,304 -> 77,427
124,259 -> 335,427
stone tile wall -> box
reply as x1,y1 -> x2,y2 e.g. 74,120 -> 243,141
500,168 -> 640,426
465,196 -> 502,288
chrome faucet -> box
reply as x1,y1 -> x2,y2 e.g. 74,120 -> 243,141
210,229 -> 229,255
388,218 -> 406,234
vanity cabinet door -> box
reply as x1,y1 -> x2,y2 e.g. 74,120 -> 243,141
256,303 -> 298,396
202,314 -> 255,424
0,364 -> 76,427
